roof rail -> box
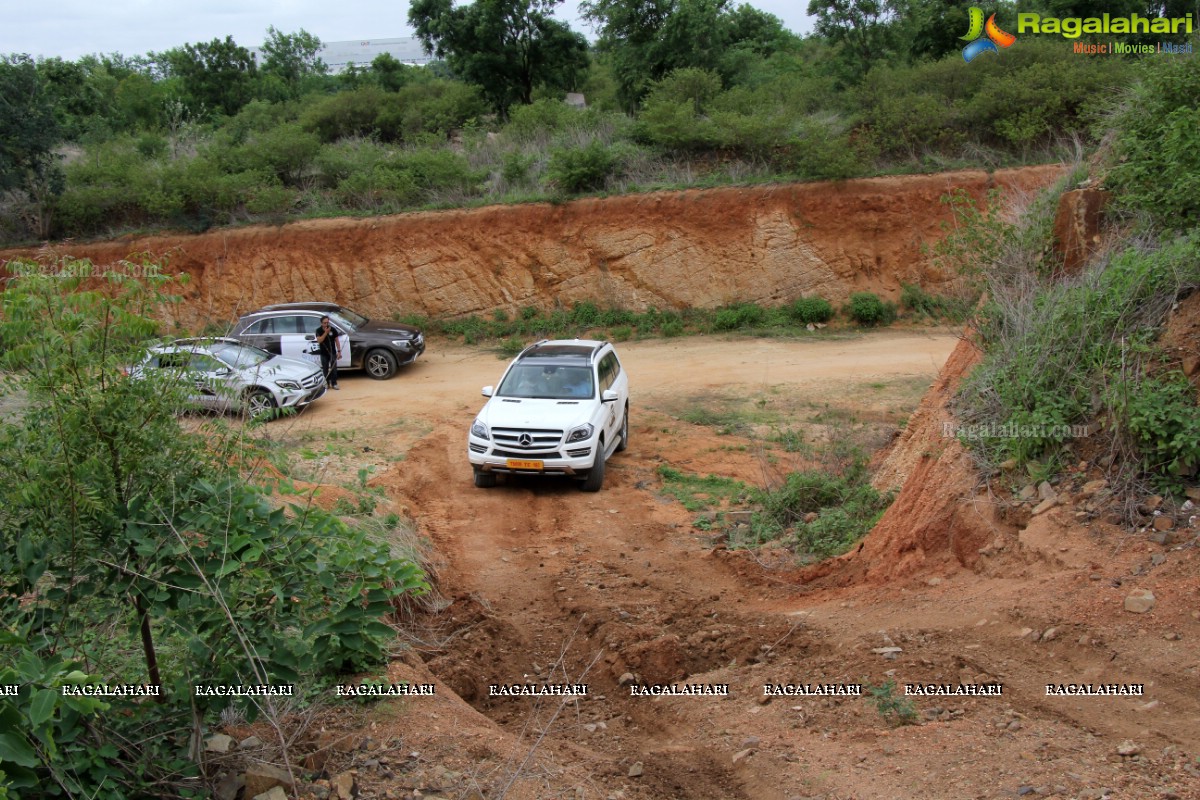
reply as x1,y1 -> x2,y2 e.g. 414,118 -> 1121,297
517,339 -> 549,358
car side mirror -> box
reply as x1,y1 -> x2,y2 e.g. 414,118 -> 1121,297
601,390 -> 618,403
481,386 -> 494,397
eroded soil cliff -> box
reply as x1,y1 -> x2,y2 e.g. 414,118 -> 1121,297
3,167 -> 1061,330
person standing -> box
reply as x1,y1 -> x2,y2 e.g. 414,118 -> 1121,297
315,316 -> 343,390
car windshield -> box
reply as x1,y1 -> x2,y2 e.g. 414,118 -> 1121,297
211,343 -> 272,369
331,309 -> 367,331
498,364 -> 594,399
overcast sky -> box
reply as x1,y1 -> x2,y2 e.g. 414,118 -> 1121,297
2,1 -> 816,62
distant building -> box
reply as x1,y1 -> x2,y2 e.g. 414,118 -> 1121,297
249,37 -> 432,73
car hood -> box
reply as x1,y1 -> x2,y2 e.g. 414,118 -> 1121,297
359,320 -> 421,338
477,397 -> 595,430
243,356 -> 320,380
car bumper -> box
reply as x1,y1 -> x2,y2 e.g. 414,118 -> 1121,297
280,383 -> 327,409
467,435 -> 596,476
393,338 -> 425,366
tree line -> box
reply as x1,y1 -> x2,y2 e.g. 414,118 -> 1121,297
0,0 -> 1181,243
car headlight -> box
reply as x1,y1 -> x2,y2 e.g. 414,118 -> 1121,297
470,420 -> 490,440
565,423 -> 594,443
391,339 -> 413,349
276,380 -> 301,391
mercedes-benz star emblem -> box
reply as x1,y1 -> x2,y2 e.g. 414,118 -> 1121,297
518,433 -> 533,447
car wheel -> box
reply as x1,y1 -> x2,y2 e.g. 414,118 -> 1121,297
365,348 -> 398,380
473,469 -> 496,488
580,445 -> 605,492
616,403 -> 629,452
245,389 -> 277,420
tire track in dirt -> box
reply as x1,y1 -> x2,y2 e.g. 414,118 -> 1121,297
380,409 -> 829,798
300,334 -> 1200,799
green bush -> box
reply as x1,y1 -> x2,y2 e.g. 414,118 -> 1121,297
500,151 -> 538,187
1110,370 -> 1200,489
712,303 -> 768,331
545,140 -> 618,194
956,236 -> 1200,476
787,296 -> 834,325
661,319 -> 685,337
506,98 -> 578,142
845,292 -> 896,326
900,283 -> 975,322
1106,57 -> 1200,229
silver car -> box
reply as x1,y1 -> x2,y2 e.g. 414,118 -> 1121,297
128,338 -> 326,419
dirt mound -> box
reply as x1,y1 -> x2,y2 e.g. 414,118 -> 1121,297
0,167 -> 1063,329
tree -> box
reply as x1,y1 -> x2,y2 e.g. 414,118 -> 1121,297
369,52 -> 413,92
259,26 -> 328,99
408,0 -> 589,116
806,0 -> 906,80
161,36 -> 257,117
0,55 -> 64,236
582,0 -> 796,110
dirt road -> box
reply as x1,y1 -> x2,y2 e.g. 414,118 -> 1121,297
266,331 -> 1200,800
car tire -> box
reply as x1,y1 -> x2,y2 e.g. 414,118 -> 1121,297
245,389 -> 277,420
615,403 -> 629,452
473,469 -> 497,488
365,348 -> 398,380
580,445 -> 605,492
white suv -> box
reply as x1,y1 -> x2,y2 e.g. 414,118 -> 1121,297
467,340 -> 630,492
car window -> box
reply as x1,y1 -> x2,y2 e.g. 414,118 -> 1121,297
211,343 -> 271,368
327,312 -> 357,333
153,352 -> 189,370
335,308 -> 368,328
498,364 -> 594,399
266,316 -> 301,334
245,319 -> 276,334
189,353 -> 225,373
298,315 -> 323,334
598,353 -> 617,392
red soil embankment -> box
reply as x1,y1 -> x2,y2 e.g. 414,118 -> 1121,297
1,167 -> 1063,330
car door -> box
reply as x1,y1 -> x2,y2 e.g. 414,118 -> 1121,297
597,353 -> 621,445
151,351 -> 203,408
273,315 -> 316,367
239,318 -> 282,355
316,315 -> 352,369
188,352 -> 234,411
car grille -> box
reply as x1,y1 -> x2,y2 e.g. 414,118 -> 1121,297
301,371 -> 325,389
491,427 -> 563,451
492,448 -> 563,459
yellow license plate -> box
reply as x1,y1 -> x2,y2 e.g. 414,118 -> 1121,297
506,459 -> 544,470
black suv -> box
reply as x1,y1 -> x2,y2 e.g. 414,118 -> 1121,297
232,302 -> 424,380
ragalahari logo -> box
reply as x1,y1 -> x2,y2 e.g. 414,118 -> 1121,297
961,7 -> 1016,62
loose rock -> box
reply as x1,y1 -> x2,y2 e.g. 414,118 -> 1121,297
252,788 -> 289,800
1116,741 -> 1141,757
205,734 -> 234,754
332,771 -> 356,800
1124,590 -> 1156,614
1153,516 -> 1175,531
627,761 -> 643,777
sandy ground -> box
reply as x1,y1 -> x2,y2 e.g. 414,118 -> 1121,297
234,330 -> 1200,800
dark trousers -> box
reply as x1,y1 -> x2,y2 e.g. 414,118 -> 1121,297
320,350 -> 339,387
